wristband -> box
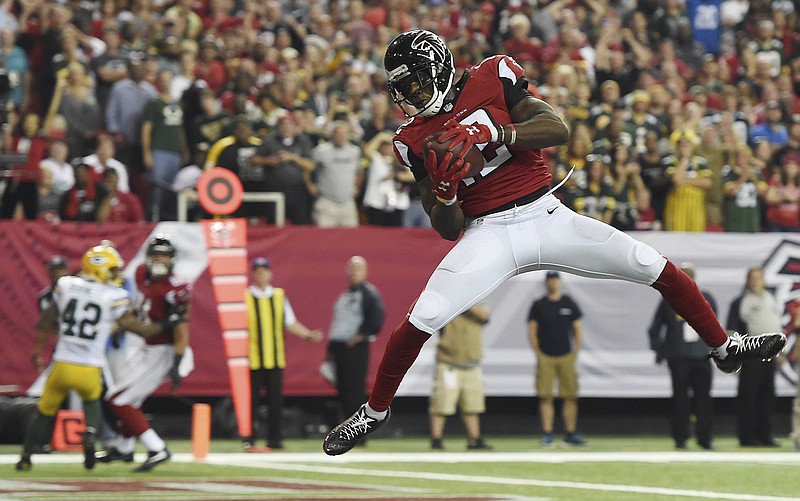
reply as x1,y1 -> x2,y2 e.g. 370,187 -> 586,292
489,124 -> 500,143
436,195 -> 458,206
499,125 -> 505,144
509,124 -> 517,145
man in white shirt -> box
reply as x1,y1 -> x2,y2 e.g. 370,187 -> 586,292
81,134 -> 130,193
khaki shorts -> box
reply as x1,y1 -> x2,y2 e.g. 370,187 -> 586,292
536,352 -> 578,399
429,362 -> 485,415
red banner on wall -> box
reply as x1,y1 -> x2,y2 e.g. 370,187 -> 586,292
0,221 -> 452,398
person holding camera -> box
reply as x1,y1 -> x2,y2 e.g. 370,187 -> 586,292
361,131 -> 413,226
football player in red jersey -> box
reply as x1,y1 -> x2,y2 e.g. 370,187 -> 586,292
322,30 -> 788,456
99,234 -> 191,472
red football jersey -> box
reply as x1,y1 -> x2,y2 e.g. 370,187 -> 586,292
134,264 -> 192,345
392,55 -> 551,218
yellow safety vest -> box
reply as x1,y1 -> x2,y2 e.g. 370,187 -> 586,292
246,288 -> 286,370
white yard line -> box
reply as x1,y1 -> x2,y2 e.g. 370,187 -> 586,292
212,461 -> 800,501
3,452 -> 800,500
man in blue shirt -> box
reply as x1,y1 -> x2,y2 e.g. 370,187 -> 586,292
528,272 -> 585,447
749,101 -> 789,148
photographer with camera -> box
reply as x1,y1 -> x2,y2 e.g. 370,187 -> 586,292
361,130 -> 413,226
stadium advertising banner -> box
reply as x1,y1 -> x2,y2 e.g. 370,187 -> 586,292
1,221 -> 796,399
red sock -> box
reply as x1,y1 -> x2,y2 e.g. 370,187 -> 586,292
651,260 -> 727,348
368,318 -> 431,412
108,404 -> 150,436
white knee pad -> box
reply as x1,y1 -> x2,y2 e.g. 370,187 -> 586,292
627,240 -> 666,281
409,289 -> 452,334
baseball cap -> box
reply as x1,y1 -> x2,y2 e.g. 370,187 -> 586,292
689,85 -> 707,96
766,100 -> 781,110
251,257 -> 271,269
631,90 -> 651,104
546,271 -> 560,279
47,255 -> 68,270
479,1 -> 496,13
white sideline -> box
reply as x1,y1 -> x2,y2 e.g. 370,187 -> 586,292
2,451 -> 800,465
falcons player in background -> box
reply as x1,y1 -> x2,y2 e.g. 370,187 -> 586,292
97,234 -> 191,472
323,29 -> 787,456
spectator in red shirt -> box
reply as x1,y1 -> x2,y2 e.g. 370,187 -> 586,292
58,161 -> 110,222
0,112 -> 48,219
202,0 -> 241,37
363,1 -> 413,33
220,58 -> 258,114
195,37 -> 227,94
503,13 -> 542,66
103,168 -> 144,223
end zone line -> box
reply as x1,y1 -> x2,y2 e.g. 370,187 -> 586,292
215,461 -> 800,501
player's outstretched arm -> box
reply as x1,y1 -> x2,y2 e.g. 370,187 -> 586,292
117,310 -> 164,338
505,96 -> 570,150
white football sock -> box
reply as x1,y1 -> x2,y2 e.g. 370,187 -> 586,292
712,338 -> 732,359
139,429 -> 166,452
116,436 -> 135,454
365,403 -> 388,420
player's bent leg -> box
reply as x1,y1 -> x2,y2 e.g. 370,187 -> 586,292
536,210 -> 665,284
652,262 -> 786,372
651,260 -> 727,349
324,225 -> 519,456
538,211 -> 726,348
538,209 -> 786,374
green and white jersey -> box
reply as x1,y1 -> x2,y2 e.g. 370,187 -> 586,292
51,275 -> 130,367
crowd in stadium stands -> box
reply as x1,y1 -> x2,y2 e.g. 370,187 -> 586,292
0,0 -> 798,232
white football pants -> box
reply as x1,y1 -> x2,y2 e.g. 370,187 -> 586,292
408,193 -> 668,334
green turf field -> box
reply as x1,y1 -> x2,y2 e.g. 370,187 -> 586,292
1,437 -> 799,500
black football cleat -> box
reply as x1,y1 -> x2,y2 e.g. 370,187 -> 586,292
15,454 -> 32,471
82,427 -> 97,470
96,446 -> 135,463
323,404 -> 390,456
133,448 -> 171,472
710,332 -> 787,374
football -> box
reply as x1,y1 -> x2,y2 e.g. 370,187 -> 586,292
423,131 -> 486,178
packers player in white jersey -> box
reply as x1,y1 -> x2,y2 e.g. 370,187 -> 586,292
16,245 -> 162,471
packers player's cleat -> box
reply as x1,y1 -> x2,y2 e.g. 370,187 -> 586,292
323,404 -> 390,456
709,332 -> 787,374
82,427 -> 97,470
15,454 -> 32,471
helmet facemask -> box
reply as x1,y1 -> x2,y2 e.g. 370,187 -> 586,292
145,234 -> 176,279
146,253 -> 174,279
